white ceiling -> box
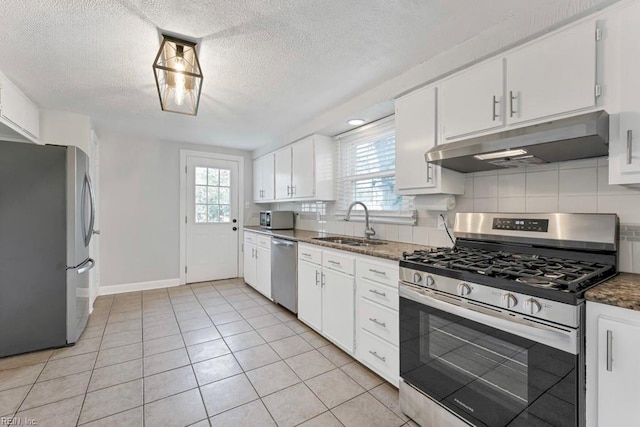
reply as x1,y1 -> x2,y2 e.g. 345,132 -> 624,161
0,0 -> 613,150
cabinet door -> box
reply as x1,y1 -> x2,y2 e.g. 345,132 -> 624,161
597,317 -> 640,426
274,147 -> 292,199
441,58 -> 504,140
322,269 -> 354,353
243,243 -> 257,286
292,137 -> 315,198
262,154 -> 275,200
395,85 -> 439,190
297,260 -> 322,331
618,2 -> 640,175
253,159 -> 263,201
256,247 -> 271,298
506,21 -> 596,125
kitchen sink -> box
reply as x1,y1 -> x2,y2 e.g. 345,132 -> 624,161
312,236 -> 386,247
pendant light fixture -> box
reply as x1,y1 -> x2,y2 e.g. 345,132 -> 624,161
153,35 -> 203,116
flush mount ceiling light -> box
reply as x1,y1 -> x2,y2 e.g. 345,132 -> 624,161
348,119 -> 366,126
153,35 -> 203,116
474,149 -> 528,161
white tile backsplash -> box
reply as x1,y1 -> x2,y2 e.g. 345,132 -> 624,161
498,173 -> 526,197
398,225 -> 413,243
474,198 -> 498,212
474,175 -> 498,198
526,170 -> 559,197
558,196 -> 598,213
526,196 -> 559,213
559,168 -> 597,196
498,197 -> 526,213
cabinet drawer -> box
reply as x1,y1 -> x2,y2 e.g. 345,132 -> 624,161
358,258 -> 398,287
357,328 -> 399,385
244,232 -> 258,245
358,298 -> 398,346
323,250 -> 355,276
298,244 -> 322,265
358,278 -> 398,311
257,235 -> 271,249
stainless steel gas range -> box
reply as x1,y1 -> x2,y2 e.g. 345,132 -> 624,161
398,213 -> 618,427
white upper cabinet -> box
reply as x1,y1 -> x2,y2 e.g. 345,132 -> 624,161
441,57 -> 504,141
506,21 -> 597,125
395,85 -> 464,195
610,1 -> 640,184
272,134 -> 334,201
0,72 -> 40,143
253,154 -> 275,202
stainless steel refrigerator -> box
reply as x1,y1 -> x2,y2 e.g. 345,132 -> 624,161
0,140 -> 96,357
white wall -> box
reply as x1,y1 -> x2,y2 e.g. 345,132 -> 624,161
98,131 -> 256,288
40,110 -> 92,154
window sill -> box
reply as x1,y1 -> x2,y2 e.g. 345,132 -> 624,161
335,210 -> 416,226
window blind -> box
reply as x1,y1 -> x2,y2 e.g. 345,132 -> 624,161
335,116 -> 415,223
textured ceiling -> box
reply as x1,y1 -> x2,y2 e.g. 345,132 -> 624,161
0,0 -> 614,150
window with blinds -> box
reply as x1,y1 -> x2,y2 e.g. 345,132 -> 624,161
335,116 -> 415,221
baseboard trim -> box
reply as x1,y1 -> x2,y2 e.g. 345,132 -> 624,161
98,278 -> 181,296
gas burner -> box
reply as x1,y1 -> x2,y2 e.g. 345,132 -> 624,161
515,276 -> 557,288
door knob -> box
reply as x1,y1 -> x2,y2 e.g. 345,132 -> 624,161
232,227 -> 237,231
232,219 -> 237,223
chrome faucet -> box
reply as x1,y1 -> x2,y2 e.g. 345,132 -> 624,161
344,201 -> 376,239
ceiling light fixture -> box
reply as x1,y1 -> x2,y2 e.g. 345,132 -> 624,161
474,149 -> 528,161
153,35 -> 203,116
348,119 -> 366,126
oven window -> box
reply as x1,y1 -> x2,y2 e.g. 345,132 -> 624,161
400,297 -> 578,427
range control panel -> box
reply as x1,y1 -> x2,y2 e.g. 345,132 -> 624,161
492,218 -> 549,232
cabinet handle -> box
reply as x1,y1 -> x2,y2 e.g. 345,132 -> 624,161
426,163 -> 432,182
302,252 -> 312,258
315,270 -> 319,286
606,330 -> 613,372
369,350 -> 386,362
368,269 -> 387,276
321,272 -> 325,287
368,289 -> 387,297
492,95 -> 500,121
627,130 -> 633,165
328,260 -> 341,266
369,317 -> 386,328
251,248 -> 255,258
509,91 -> 517,118
291,185 -> 296,196
287,185 -> 290,196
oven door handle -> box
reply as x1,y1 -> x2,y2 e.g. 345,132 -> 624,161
399,284 -> 579,354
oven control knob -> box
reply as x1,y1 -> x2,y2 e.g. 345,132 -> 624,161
457,283 -> 471,296
502,293 -> 518,309
524,298 -> 542,314
412,272 -> 423,284
425,275 -> 436,288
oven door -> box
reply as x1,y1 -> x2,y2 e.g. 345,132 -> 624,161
399,283 -> 581,427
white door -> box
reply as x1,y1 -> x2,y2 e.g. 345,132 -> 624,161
297,260 -> 322,331
292,137 -> 315,198
506,21 -> 596,125
441,57 -> 504,140
597,317 -> 640,426
186,156 -> 239,283
274,147 -> 292,199
322,268 -> 355,352
619,2 -> 640,175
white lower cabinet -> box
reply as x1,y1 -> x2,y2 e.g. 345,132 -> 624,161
297,244 -> 356,354
586,301 -> 640,427
243,232 -> 271,299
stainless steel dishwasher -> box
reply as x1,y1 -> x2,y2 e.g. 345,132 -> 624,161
271,238 -> 298,313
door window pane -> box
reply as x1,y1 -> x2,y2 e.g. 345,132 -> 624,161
194,167 -> 232,223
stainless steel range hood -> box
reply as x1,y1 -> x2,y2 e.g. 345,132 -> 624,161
425,111 -> 609,173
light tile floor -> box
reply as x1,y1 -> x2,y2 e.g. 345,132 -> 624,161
0,278 -> 417,427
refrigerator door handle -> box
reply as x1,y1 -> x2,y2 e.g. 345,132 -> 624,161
67,258 -> 95,274
81,174 -> 96,247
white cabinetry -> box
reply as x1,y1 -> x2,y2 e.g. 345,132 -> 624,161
243,232 -> 271,299
253,154 -> 275,202
609,1 -> 640,185
440,20 -> 598,143
395,85 -> 465,195
441,58 -> 505,141
355,257 -> 399,386
586,301 -> 640,427
0,71 -> 40,143
297,244 -> 355,354
506,21 -> 597,125
273,135 -> 335,201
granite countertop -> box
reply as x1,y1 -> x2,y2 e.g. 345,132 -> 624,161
585,273 -> 640,311
244,226 -> 432,261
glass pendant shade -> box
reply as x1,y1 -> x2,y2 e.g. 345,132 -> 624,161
153,35 -> 203,116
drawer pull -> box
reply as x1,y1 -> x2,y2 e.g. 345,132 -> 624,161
369,350 -> 386,362
368,269 -> 387,276
301,252 -> 312,257
368,289 -> 387,297
369,318 -> 386,328
328,260 -> 341,266
607,330 -> 613,372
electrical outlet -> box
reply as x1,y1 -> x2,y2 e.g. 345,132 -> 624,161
437,214 -> 447,230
